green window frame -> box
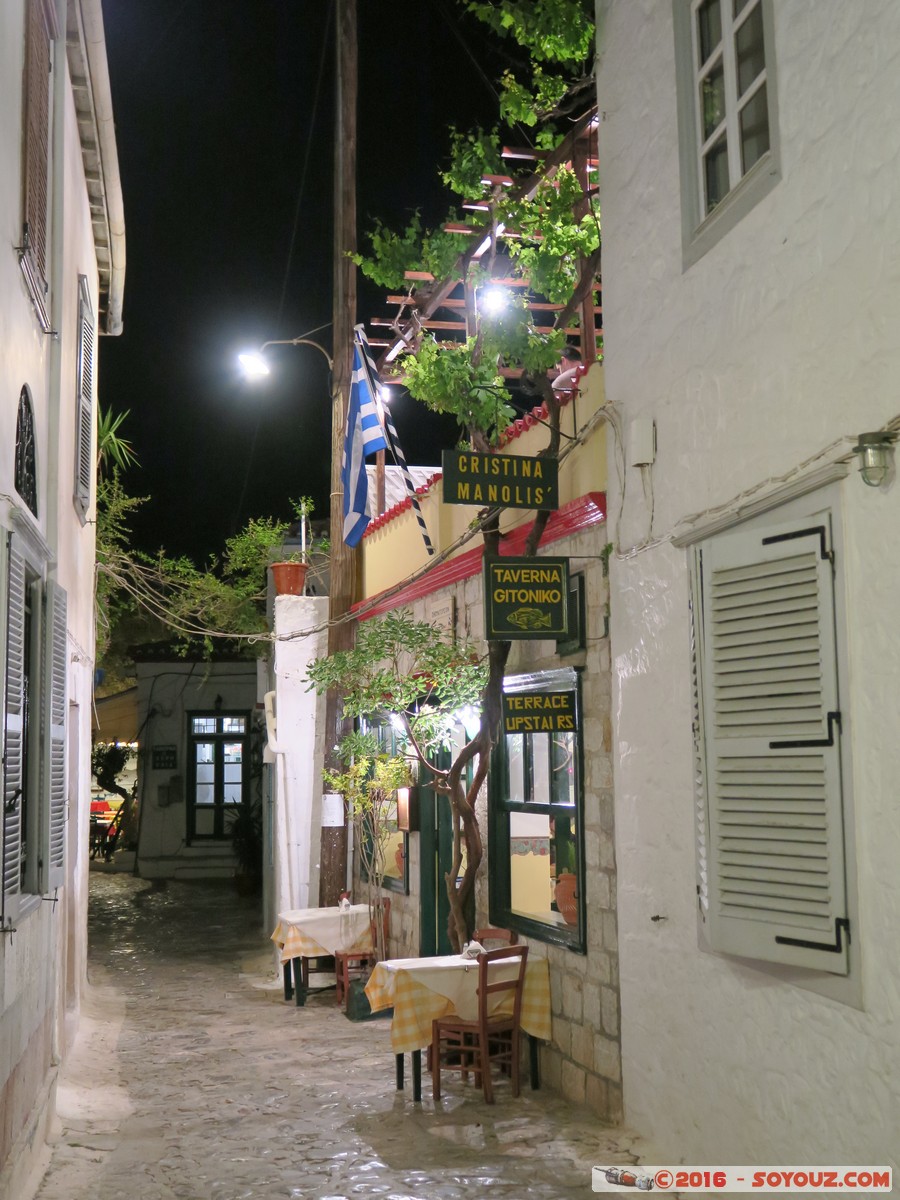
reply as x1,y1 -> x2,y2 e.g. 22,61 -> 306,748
489,667 -> 586,952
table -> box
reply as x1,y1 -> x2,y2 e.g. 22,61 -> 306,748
365,953 -> 552,1101
271,905 -> 373,1006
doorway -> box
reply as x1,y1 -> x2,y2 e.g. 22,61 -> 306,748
418,729 -> 473,955
187,712 -> 249,841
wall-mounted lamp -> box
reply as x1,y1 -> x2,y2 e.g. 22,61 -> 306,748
854,431 -> 895,488
396,785 -> 419,833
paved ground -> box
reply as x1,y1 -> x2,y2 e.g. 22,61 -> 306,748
34,874 -> 640,1200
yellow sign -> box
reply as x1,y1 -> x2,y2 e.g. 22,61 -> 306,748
484,556 -> 569,640
502,690 -> 577,733
442,450 -> 559,510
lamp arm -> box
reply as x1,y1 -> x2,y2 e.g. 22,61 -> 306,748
259,337 -> 333,370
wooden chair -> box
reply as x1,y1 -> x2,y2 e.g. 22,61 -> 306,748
431,944 -> 528,1104
334,897 -> 391,1006
473,927 -> 518,946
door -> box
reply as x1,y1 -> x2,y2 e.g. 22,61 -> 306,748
187,712 -> 249,841
418,731 -> 473,955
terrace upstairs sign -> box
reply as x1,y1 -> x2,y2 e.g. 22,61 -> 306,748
442,449 -> 559,510
484,556 -> 569,640
502,690 -> 577,733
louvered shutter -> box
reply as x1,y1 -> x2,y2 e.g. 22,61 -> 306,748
42,581 -> 67,890
23,0 -> 52,298
74,280 -> 94,518
2,535 -> 27,924
699,517 -> 849,973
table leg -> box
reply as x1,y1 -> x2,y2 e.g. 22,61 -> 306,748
395,1053 -> 404,1091
412,1049 -> 422,1102
528,1035 -> 540,1090
292,958 -> 307,1007
282,961 -> 293,1002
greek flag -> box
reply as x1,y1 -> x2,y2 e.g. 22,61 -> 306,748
351,325 -> 436,557
341,338 -> 388,547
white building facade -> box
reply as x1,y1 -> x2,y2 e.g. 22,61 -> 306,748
0,2 -> 124,1195
596,0 -> 899,1166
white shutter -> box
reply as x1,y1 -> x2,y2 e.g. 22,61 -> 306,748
699,517 -> 849,973
2,535 -> 27,924
74,278 -> 94,518
43,581 -> 67,889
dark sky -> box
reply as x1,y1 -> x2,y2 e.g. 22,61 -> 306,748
99,1 -> 511,561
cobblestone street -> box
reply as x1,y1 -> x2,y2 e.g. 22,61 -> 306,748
34,874 -> 639,1200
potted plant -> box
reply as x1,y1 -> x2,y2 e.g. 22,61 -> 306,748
270,496 -> 314,596
553,823 -> 578,926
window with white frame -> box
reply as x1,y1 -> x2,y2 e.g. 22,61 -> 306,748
691,513 -> 850,975
674,0 -> 780,262
2,529 -> 67,927
74,276 -> 95,520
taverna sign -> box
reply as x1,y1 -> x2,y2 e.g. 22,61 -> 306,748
483,556 -> 569,640
442,450 -> 559,510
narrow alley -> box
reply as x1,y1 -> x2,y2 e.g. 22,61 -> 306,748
34,875 -> 639,1200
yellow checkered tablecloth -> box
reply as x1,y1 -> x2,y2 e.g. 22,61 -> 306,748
365,955 -> 552,1054
271,906 -> 373,965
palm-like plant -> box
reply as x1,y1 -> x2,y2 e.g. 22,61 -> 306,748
97,405 -> 139,476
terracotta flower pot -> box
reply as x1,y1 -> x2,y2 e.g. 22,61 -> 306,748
554,872 -> 578,926
271,561 -> 309,596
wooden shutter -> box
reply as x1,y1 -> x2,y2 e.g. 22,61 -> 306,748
74,279 -> 94,518
699,517 -> 849,973
22,0 -> 53,303
2,535 -> 27,924
43,581 -> 67,890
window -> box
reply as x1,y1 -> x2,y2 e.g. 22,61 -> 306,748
187,713 -> 249,840
15,387 -> 38,518
556,571 -> 586,657
360,718 -> 408,895
18,0 -> 58,333
691,513 -> 850,974
74,277 -> 95,520
674,0 -> 780,263
489,668 -> 585,951
2,529 -> 67,926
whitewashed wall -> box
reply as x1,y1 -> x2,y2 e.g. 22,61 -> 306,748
0,4 -> 108,1194
269,595 -> 328,933
596,0 -> 900,1165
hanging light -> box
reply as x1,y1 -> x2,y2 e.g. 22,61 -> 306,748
854,432 -> 895,487
238,350 -> 270,379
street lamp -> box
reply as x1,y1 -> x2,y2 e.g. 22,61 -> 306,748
238,332 -> 334,380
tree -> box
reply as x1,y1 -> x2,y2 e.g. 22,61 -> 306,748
90,741 -> 136,854
322,729 -> 412,960
94,465 -> 323,678
307,614 -> 488,950
319,0 -> 600,949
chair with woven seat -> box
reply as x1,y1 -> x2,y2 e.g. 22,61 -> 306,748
334,896 -> 391,1006
431,944 -> 528,1104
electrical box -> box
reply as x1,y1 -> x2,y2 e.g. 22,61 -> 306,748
629,418 -> 656,466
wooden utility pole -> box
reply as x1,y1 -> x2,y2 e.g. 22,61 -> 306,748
319,0 -> 357,905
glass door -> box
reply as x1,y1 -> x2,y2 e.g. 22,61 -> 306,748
187,713 -> 249,841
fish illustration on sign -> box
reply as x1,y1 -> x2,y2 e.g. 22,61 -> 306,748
506,608 -> 553,631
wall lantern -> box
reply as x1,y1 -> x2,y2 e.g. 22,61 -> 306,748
855,431 -> 895,487
396,785 -> 419,833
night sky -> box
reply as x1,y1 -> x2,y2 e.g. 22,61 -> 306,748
99,1 -> 511,561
